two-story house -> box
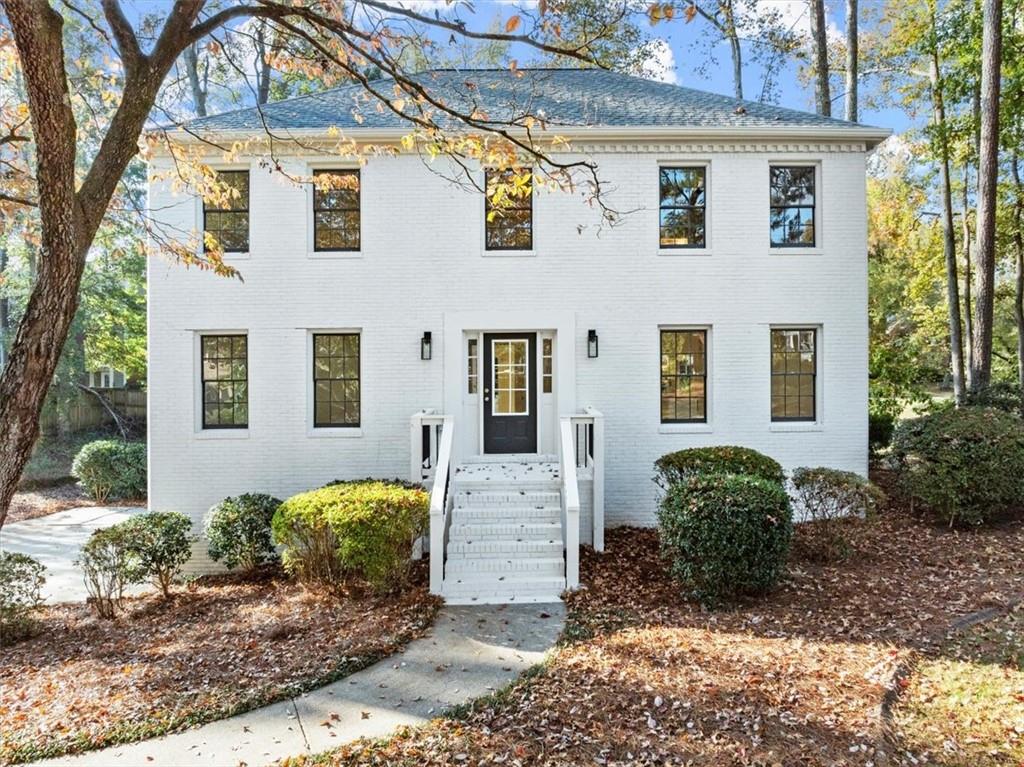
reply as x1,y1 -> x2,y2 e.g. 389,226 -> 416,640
147,68 -> 889,603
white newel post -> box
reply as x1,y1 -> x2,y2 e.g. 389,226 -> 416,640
559,416 -> 581,590
428,415 -> 454,596
588,407 -> 605,552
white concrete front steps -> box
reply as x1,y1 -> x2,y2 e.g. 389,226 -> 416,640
442,454 -> 566,605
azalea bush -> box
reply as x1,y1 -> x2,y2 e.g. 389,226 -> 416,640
71,439 -> 146,502
206,493 -> 282,571
892,407 -> 1024,526
273,480 -> 429,592
655,446 -> 785,489
122,512 -> 194,597
791,467 -> 885,561
657,474 -> 793,606
0,552 -> 46,645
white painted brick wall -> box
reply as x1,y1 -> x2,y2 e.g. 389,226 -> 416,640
147,141 -> 869,551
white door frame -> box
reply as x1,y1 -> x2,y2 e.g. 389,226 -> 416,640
443,310 -> 577,464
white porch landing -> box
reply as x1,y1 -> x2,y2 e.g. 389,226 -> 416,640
441,455 -> 566,605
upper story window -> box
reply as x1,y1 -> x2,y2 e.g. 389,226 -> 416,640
659,167 -> 706,248
201,335 -> 248,429
485,168 -> 533,251
313,169 -> 361,251
313,333 -> 360,427
770,166 -> 816,247
771,328 -> 816,421
660,329 -> 707,423
203,170 -> 249,253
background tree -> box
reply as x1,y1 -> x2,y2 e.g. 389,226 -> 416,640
809,0 -> 832,115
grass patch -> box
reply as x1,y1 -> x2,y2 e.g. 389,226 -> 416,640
893,606 -> 1024,766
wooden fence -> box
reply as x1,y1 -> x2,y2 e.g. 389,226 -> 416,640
39,388 -> 146,436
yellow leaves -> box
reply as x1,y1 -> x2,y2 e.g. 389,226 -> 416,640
647,2 -> 676,23
505,15 -> 521,33
400,134 -> 416,151
684,4 -> 698,22
391,98 -> 406,113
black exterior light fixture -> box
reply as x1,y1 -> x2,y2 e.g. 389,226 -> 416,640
421,331 -> 432,360
587,329 -> 599,358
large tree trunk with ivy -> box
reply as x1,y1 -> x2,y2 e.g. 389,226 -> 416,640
1013,153 -> 1024,410
962,168 -> 974,382
970,0 -> 1003,394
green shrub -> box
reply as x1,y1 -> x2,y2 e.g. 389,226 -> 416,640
71,440 -> 146,502
868,411 -> 896,455
964,381 -> 1024,416
206,493 -> 282,571
655,446 -> 785,489
122,512 -> 194,597
892,407 -> 1024,526
657,474 -> 793,606
0,552 -> 46,645
791,467 -> 885,561
78,525 -> 141,618
272,480 -> 429,592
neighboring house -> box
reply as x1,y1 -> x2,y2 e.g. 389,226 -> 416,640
86,366 -> 128,389
147,68 -> 889,603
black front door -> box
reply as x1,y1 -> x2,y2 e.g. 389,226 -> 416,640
483,333 -> 537,454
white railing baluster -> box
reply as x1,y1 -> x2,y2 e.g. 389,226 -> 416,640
427,415 -> 454,595
587,407 -> 605,552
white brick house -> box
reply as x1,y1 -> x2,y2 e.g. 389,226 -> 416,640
147,69 -> 888,602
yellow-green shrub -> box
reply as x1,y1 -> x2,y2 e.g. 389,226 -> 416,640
272,480 -> 428,592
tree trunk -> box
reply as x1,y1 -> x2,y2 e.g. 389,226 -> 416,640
722,0 -> 743,100
1013,153 -> 1024,412
962,168 -> 974,384
810,0 -> 832,116
971,0 -> 1003,394
0,247 -> 9,366
184,43 -> 207,117
0,0 -> 202,527
929,45 -> 966,404
255,20 -> 272,105
844,0 -> 858,122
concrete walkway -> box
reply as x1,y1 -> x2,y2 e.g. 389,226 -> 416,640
32,603 -> 566,767
0,506 -> 148,603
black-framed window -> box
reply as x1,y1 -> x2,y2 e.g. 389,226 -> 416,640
203,170 -> 249,252
770,166 -> 816,247
660,329 -> 707,423
484,168 -> 533,251
201,335 -> 248,429
313,333 -> 360,427
313,169 -> 361,251
542,338 -> 553,394
659,167 -> 706,248
467,338 -> 478,394
771,328 -> 817,421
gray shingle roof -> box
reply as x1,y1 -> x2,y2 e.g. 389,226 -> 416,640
182,68 -> 882,135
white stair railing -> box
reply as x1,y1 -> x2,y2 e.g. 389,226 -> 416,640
568,407 -> 605,552
409,410 -> 446,486
410,411 -> 454,595
558,416 -> 581,589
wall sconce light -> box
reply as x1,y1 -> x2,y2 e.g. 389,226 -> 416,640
421,331 -> 432,361
587,329 -> 599,359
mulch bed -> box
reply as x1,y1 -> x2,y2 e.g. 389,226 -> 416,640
7,481 -> 106,524
0,565 -> 442,764
314,476 -> 1024,767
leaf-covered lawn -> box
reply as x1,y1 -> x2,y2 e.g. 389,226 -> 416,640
0,566 -> 441,764
893,605 -> 1024,766
303,487 -> 1024,766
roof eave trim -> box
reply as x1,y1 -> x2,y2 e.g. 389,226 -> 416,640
156,124 -> 893,150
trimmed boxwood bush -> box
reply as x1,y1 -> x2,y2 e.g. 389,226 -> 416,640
272,480 -> 429,592
71,440 -> 146,502
655,446 -> 785,489
791,467 -> 885,561
892,406 -> 1024,526
122,511 -> 194,597
206,494 -> 282,571
0,552 -> 46,645
657,474 -> 793,606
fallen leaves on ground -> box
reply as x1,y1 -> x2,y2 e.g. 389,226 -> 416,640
314,475 -> 1024,767
7,482 -> 111,523
0,565 -> 441,764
